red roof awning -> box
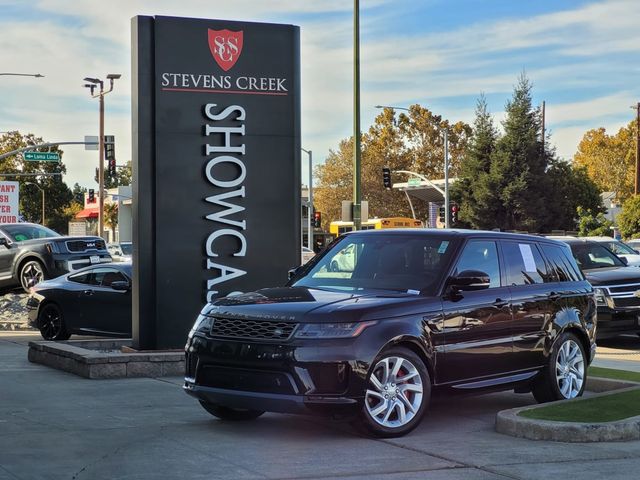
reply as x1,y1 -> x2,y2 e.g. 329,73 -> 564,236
76,208 -> 98,219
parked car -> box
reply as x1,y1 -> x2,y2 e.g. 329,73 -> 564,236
583,236 -> 640,266
27,262 -> 132,340
301,246 -> 315,265
0,223 -> 111,292
185,230 -> 596,437
550,237 -> 640,339
624,239 -> 640,252
108,241 -> 132,262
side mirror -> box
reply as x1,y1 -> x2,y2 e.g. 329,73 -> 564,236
0,237 -> 10,247
449,270 -> 491,291
111,280 -> 131,291
288,266 -> 301,280
620,256 -> 629,266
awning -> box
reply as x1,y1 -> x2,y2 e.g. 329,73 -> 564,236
76,208 -> 98,219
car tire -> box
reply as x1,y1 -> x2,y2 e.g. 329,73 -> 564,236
198,401 -> 264,421
355,347 -> 431,438
38,303 -> 71,341
19,259 -> 46,292
532,332 -> 586,403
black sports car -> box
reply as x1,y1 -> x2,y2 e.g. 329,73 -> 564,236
27,262 -> 132,340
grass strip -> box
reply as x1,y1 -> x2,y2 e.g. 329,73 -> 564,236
588,366 -> 640,383
520,388 -> 640,423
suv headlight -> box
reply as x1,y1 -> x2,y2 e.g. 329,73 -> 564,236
294,321 -> 377,339
593,288 -> 611,307
188,314 -> 214,339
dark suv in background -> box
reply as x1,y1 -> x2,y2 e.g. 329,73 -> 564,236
0,223 -> 111,292
551,237 -> 640,339
185,230 -> 596,437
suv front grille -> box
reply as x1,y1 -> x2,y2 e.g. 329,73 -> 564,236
66,239 -> 106,252
210,317 -> 298,341
602,283 -> 640,309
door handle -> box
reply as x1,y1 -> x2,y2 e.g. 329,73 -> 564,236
83,289 -> 94,296
493,298 -> 509,308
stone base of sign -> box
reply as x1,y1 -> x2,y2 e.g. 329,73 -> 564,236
27,339 -> 184,379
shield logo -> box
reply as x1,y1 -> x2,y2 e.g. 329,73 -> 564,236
208,29 -> 243,72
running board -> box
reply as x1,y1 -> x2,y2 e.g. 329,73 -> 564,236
452,371 -> 538,390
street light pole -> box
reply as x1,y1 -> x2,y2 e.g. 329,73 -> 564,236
353,0 -> 362,231
444,129 -> 450,228
24,182 -> 45,226
83,74 -> 120,239
301,148 -> 313,250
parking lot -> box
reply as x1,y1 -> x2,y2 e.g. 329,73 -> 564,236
1,331 -> 639,480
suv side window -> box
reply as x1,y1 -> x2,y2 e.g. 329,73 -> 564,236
501,241 -> 548,285
454,240 -> 500,288
541,244 -> 583,282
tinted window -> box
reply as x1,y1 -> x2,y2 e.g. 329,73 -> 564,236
294,234 -> 458,295
68,271 -> 92,285
569,242 -> 625,270
454,240 -> 500,288
0,224 -> 60,242
541,244 -> 582,282
605,241 -> 636,256
120,243 -> 132,255
501,241 -> 548,285
92,268 -> 127,287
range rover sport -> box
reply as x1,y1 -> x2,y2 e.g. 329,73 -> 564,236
184,230 -> 596,437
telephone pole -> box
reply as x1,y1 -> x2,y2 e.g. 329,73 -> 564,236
635,102 -> 640,196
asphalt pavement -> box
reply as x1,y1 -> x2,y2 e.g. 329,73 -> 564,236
1,331 -> 640,480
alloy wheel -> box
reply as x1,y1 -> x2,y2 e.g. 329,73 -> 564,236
39,304 -> 62,340
20,261 -> 44,291
365,356 -> 423,429
555,339 -> 584,399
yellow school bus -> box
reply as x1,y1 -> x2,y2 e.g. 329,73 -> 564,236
329,217 -> 424,236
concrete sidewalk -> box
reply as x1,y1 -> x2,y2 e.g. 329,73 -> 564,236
2,332 -> 640,480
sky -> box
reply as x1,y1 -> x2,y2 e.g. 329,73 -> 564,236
0,0 -> 638,189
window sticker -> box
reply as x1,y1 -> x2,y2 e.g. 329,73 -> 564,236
438,241 -> 449,254
518,244 -> 537,272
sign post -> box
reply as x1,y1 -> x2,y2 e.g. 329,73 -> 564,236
132,16 -> 301,349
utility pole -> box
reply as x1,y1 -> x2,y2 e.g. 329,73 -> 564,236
444,129 -> 450,228
635,102 -> 640,196
352,0 -> 362,231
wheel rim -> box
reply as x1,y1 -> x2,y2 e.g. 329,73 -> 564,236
40,305 -> 61,340
21,262 -> 44,289
365,356 -> 423,429
555,339 -> 584,399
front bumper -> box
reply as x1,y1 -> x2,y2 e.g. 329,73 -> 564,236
596,307 -> 640,337
184,333 -> 377,416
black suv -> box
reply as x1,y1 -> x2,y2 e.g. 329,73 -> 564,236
0,223 -> 111,292
553,237 -> 640,339
184,230 -> 596,437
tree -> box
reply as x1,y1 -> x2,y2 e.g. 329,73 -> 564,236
94,160 -> 132,188
0,131 -> 74,233
574,121 -> 637,203
314,106 -> 471,228
104,202 -> 119,240
616,196 -> 640,239
451,95 -> 498,228
576,206 -> 614,237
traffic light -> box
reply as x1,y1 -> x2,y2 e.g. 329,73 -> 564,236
451,203 -> 459,224
108,158 -> 116,176
382,167 -> 392,190
438,205 -> 445,224
313,211 -> 322,228
104,135 -> 115,161
88,189 -> 95,203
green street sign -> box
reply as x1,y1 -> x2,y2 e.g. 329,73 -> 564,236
24,152 -> 60,162
408,177 -> 421,187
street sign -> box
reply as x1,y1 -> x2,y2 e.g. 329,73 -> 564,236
24,152 -> 60,162
84,135 -> 99,150
408,177 -> 421,187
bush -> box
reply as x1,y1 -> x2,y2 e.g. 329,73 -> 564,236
617,196 -> 640,239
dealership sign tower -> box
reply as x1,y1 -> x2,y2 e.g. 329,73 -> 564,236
132,16 -> 301,349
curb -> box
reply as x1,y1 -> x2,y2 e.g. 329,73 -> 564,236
496,381 -> 640,442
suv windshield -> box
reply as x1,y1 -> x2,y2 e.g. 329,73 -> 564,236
293,233 -> 458,295
0,224 -> 60,242
569,242 -> 626,270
